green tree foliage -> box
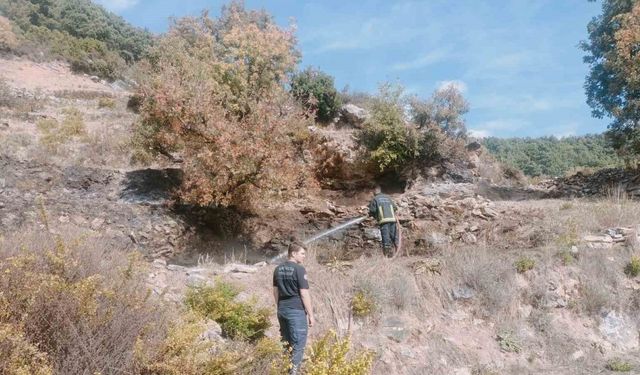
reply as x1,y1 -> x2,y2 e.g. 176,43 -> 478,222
0,0 -> 153,79
359,83 -> 458,174
290,67 -> 342,122
409,83 -> 469,138
582,0 -> 640,156
134,3 -> 311,212
482,134 -> 623,177
359,83 -> 420,173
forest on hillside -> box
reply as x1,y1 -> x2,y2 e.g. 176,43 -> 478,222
482,135 -> 624,177
0,0 -> 153,79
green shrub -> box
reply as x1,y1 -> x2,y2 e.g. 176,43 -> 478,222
37,108 -> 87,151
558,250 -> 575,266
496,331 -> 521,353
624,256 -> 640,278
351,289 -> 376,318
0,323 -> 53,375
606,358 -> 633,372
97,97 -> 116,109
290,67 -> 342,122
185,282 -> 270,341
0,231 -> 165,374
305,331 -> 374,375
359,83 -> 420,173
515,257 -> 535,273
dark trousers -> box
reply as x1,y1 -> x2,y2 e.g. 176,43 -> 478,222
277,307 -> 308,372
380,222 -> 397,257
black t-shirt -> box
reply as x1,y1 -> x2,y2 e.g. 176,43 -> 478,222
273,261 -> 309,310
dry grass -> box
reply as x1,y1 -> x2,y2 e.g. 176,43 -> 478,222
53,89 -> 114,100
444,246 -> 518,318
577,250 -> 624,315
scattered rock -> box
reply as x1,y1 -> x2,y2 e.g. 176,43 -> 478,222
223,264 -> 258,274
599,311 -> 639,350
382,316 -> 409,343
167,264 -> 187,272
200,320 -> 223,343
451,285 -> 475,300
90,217 -> 105,230
363,228 -> 382,241
152,259 -> 167,268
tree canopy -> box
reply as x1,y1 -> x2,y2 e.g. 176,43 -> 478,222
134,3 -> 311,212
582,0 -> 640,156
482,134 -> 623,177
0,0 -> 154,78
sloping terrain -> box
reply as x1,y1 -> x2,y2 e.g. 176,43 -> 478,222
1,58 -> 640,374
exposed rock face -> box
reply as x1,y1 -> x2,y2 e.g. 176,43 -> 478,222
540,168 -> 640,198
337,104 -> 368,128
599,311 -> 639,351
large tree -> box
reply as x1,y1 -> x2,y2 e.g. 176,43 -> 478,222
134,2 -> 312,212
582,0 -> 640,156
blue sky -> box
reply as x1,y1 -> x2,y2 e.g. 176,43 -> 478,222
98,0 -> 607,139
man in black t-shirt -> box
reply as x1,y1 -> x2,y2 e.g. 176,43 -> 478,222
273,242 -> 314,375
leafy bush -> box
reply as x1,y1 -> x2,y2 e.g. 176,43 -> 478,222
134,3 -> 312,212
409,83 -> 469,138
359,83 -> 420,173
0,323 -> 53,375
351,289 -> 376,318
305,331 -> 374,375
0,15 -> 18,51
98,97 -> 116,109
606,358 -> 633,372
0,230 -> 167,374
185,282 -> 270,341
496,331 -> 521,353
515,257 -> 535,273
624,256 -> 640,277
290,67 -> 342,122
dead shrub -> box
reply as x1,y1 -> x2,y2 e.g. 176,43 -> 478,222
577,252 -> 622,315
445,246 -> 518,317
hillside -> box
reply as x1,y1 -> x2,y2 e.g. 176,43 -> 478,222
482,135 -> 624,178
0,0 -> 153,79
2,1 -> 640,374
2,56 -> 640,374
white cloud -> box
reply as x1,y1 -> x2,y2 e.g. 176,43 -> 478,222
95,0 -> 139,12
391,50 -> 449,71
436,80 -> 468,93
468,129 -> 491,138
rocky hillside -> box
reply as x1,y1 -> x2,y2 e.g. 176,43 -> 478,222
2,58 -> 640,374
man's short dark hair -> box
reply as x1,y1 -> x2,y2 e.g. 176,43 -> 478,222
288,242 -> 306,257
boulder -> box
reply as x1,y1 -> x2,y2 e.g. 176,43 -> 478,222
339,104 -> 368,128
599,311 -> 639,350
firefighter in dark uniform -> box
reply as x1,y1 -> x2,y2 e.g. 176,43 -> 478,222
368,186 -> 398,257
